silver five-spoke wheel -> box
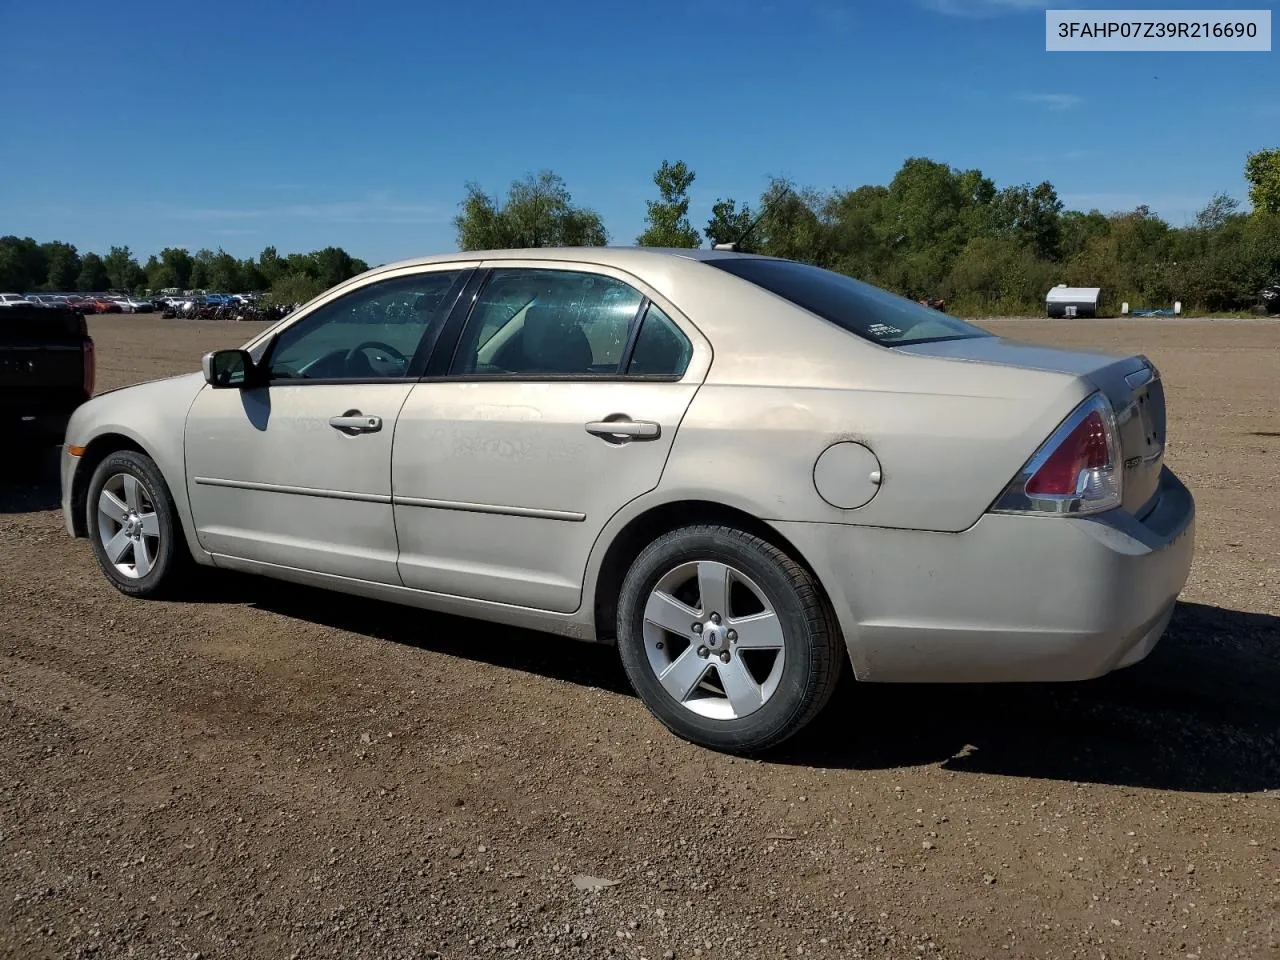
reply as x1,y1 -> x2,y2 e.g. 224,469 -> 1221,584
642,560 -> 786,720
96,472 -> 161,579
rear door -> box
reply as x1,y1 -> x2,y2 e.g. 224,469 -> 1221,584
392,263 -> 711,612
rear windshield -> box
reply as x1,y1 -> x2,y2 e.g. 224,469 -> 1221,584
705,257 -> 991,347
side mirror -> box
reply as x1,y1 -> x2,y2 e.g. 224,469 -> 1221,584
202,348 -> 256,388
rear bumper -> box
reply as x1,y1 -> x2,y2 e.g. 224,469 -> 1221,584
775,466 -> 1195,683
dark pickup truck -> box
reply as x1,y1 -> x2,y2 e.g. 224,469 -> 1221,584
2,304 -> 95,447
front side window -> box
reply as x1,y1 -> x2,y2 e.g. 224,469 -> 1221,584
268,270 -> 463,381
705,257 -> 991,347
451,269 -> 644,376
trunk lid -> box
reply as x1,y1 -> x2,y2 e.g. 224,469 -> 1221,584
897,337 -> 1166,516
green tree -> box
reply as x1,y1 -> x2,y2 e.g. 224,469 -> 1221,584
144,255 -> 178,291
76,252 -> 109,290
1059,210 -> 1110,261
636,160 -> 701,248
41,241 -> 81,290
945,236 -> 1058,314
825,185 -> 892,281
0,236 -> 48,292
1194,192 -> 1242,231
883,158 -> 990,295
270,272 -> 326,305
189,249 -> 214,290
102,245 -> 145,291
312,246 -> 362,289
157,247 -> 193,289
239,256 -> 265,292
454,171 -> 607,250
754,178 -> 833,266
208,249 -> 242,291
257,246 -> 285,285
1245,148 -> 1280,214
704,198 -> 755,250
991,181 -> 1064,260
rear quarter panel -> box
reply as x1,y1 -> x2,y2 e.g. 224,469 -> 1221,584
661,354 -> 1091,533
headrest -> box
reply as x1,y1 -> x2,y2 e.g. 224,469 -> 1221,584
523,305 -> 592,372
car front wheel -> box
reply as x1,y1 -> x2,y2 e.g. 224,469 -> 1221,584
616,524 -> 844,754
86,450 -> 189,598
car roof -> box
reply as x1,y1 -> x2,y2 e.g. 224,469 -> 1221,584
367,246 -> 767,274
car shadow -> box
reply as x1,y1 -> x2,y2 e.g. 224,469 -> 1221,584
200,575 -> 1278,793
1,445 -> 62,513
193,573 -> 635,697
778,601 -> 1280,793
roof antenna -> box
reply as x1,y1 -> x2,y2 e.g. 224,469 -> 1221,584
712,185 -> 792,252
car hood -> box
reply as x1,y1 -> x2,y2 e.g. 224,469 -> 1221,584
91,370 -> 204,401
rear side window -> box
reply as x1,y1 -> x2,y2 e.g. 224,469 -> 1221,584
705,257 -> 991,347
451,269 -> 644,376
626,304 -> 691,376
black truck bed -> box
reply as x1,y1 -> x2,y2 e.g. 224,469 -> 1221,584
1,304 -> 93,446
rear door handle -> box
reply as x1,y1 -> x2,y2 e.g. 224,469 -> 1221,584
329,412 -> 382,434
585,417 -> 661,443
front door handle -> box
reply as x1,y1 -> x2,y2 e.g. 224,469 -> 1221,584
585,417 -> 661,443
329,411 -> 382,434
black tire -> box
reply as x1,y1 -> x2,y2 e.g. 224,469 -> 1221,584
616,524 -> 845,754
85,450 -> 190,598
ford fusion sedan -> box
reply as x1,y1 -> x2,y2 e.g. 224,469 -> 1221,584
60,248 -> 1194,753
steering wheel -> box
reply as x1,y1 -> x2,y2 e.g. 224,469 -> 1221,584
344,340 -> 409,374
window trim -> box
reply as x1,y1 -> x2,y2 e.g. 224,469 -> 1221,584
431,267 -> 687,384
257,267 -> 474,387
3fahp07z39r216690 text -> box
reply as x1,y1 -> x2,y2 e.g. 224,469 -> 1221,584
1057,20 -> 1259,38
1046,9 -> 1271,51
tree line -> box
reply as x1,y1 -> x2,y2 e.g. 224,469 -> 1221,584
458,148 -> 1280,315
4,148 -> 1277,315
0,240 -> 369,306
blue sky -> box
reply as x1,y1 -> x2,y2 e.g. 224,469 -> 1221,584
1,0 -> 1275,264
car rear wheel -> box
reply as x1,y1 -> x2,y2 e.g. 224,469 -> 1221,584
616,524 -> 844,754
86,450 -> 188,598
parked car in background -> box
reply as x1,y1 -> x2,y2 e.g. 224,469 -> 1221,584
1,293 -> 33,307
58,248 -> 1195,754
83,296 -> 122,314
2,303 -> 94,447
112,295 -> 155,314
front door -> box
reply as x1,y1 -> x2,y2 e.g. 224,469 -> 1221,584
393,265 -> 709,612
184,266 -> 472,583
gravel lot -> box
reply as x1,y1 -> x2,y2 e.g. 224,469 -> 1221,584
2,315 -> 1278,960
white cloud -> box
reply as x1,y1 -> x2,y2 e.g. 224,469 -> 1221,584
921,0 -> 1049,16
1020,92 -> 1083,110
143,195 -> 450,225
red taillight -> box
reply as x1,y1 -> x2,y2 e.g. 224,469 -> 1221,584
990,392 -> 1123,516
1025,409 -> 1110,496
83,337 -> 95,396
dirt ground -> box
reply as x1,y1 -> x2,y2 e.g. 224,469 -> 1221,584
2,315 -> 1278,960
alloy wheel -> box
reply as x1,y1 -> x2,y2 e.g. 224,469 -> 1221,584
642,560 -> 786,720
96,472 -> 161,579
